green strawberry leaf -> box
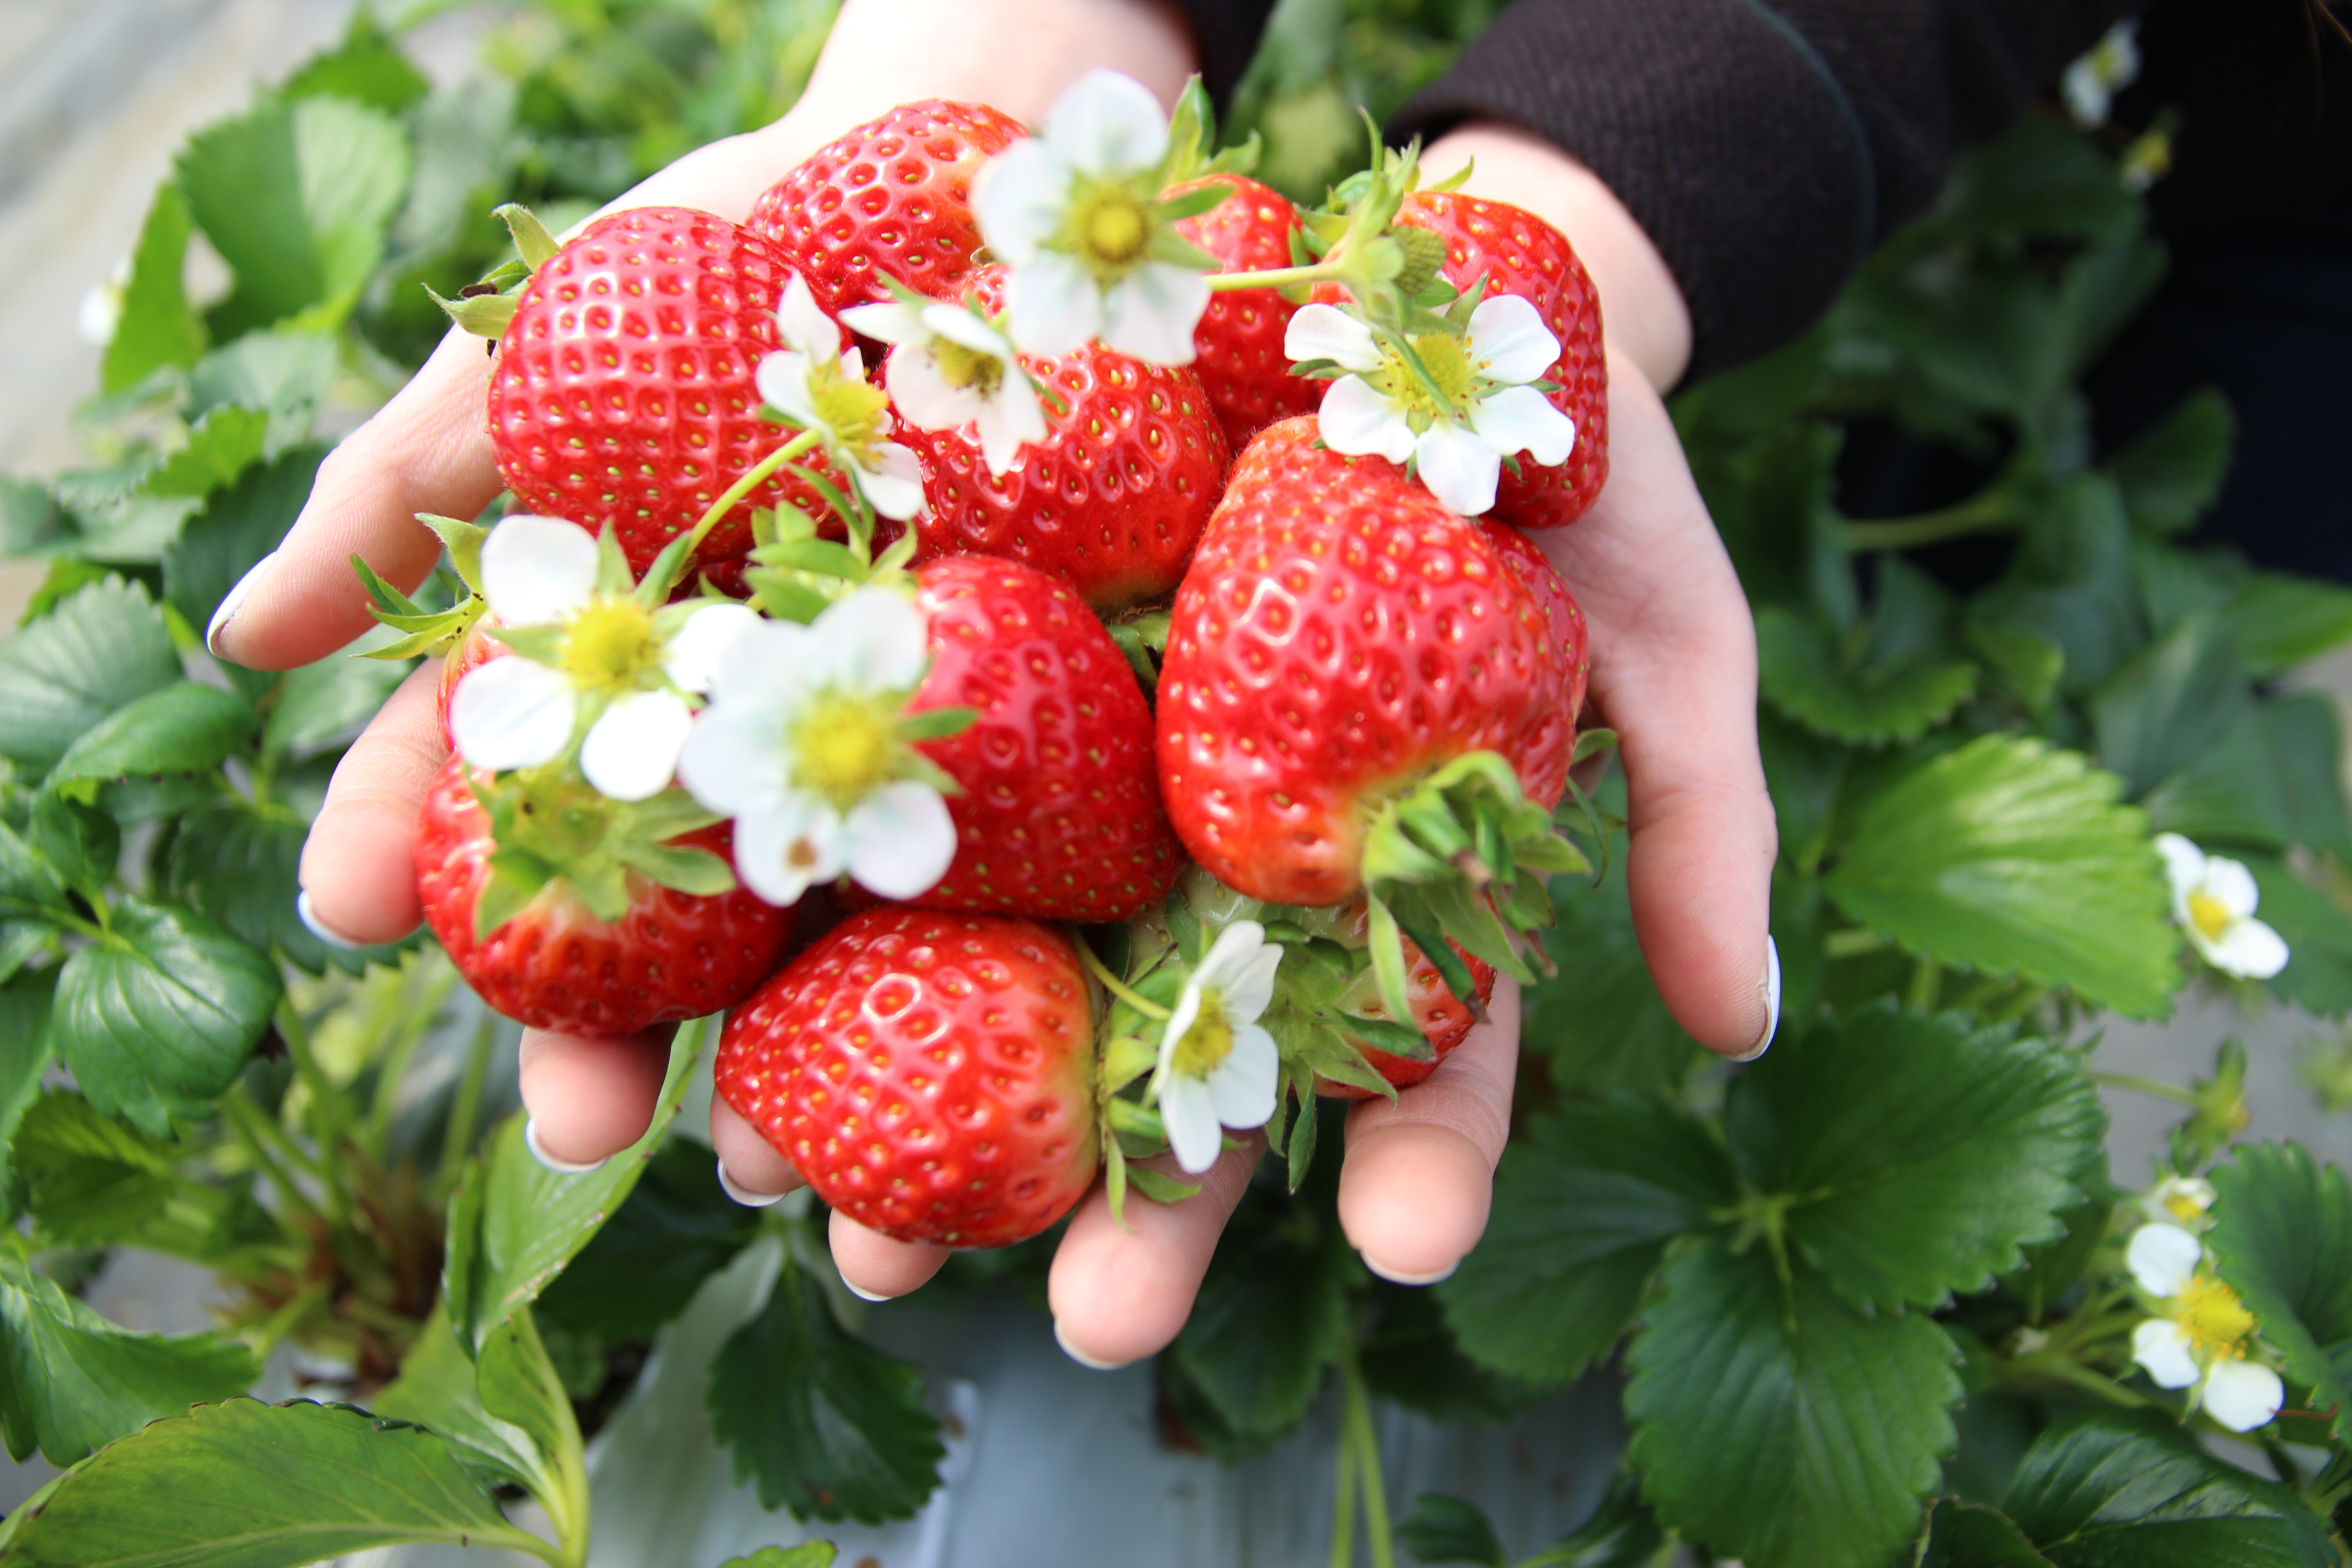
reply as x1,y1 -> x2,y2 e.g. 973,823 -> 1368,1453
2000,1409 -> 2332,1567
1357,1284 -> 1539,1426
47,681 -> 258,798
2145,695 -> 2352,857
24,793 -> 115,907
1395,1494 -> 1507,1566
1437,1097 -> 1733,1383
719,1545 -> 840,1568
1724,1003 -> 2105,1313
187,329 -> 339,457
2089,609 -> 2245,799
1624,1244 -> 1960,1568
1915,1500 -> 2053,1567
279,10 -> 431,113
0,972 -> 57,1209
707,1254 -> 945,1524
1823,734 -> 2177,1018
0,819 -> 70,922
0,1244 -> 258,1466
2239,855 -> 2352,1017
2108,388 -> 2234,537
0,577 -> 181,773
2221,571 -> 2352,681
12,1092 -> 177,1247
52,897 -> 281,1140
0,1398 -> 545,1563
1756,604 -> 1975,745
373,1304 -> 541,1494
142,406 -> 270,501
2204,1143 -> 2352,1441
1528,1471 -> 1668,1568
101,183 -> 206,396
1524,867 -> 1703,1097
1971,475 -> 2138,698
165,802 -> 407,977
537,1137 -> 762,1342
261,652 -> 410,760
162,446 -> 329,642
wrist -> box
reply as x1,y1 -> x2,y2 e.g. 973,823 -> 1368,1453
1421,122 -> 1691,393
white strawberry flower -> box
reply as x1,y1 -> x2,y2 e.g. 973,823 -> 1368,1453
449,515 -> 756,801
676,588 -> 956,907
1152,921 -> 1282,1175
755,274 -> 926,521
1286,296 -> 1576,518
2062,19 -> 2141,128
2125,1221 -> 2285,1433
971,69 -> 1210,366
2156,833 -> 2289,980
840,297 -> 1047,478
2141,1173 -> 2218,1229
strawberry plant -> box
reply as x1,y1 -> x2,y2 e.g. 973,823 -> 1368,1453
3,7 -> 2352,1568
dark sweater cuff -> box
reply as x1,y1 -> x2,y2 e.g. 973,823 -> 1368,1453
1166,0 -> 1280,111
1390,0 -> 1875,382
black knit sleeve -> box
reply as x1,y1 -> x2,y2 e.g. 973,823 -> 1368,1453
1388,0 -> 2134,380
1165,0 -> 1282,110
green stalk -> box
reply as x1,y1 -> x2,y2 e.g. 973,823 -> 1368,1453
276,997 -> 355,1223
1074,940 -> 1171,1020
673,426 -> 823,580
1328,1406 -> 1357,1568
1823,928 -> 1889,959
2084,1071 -> 2202,1107
1906,955 -> 1941,1011
1207,260 -> 1350,293
365,962 -> 460,1154
2002,1351 -> 2158,1408
435,1012 -> 498,1195
1338,1337 -> 1396,1568
1841,489 -> 2018,552
218,1091 -> 328,1230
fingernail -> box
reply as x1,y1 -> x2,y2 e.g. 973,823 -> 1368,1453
1731,936 -> 1781,1062
1363,1255 -> 1457,1287
206,552 -> 275,657
715,1158 -> 787,1208
524,1117 -> 607,1175
843,1279 -> 895,1303
295,890 -> 364,951
1053,1318 -> 1131,1372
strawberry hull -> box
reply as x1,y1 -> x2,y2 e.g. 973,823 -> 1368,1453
416,760 -> 792,1036
717,909 -> 1100,1248
1171,175 -> 1322,452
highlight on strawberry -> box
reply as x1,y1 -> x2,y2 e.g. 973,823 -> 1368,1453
358,64 -> 1608,1247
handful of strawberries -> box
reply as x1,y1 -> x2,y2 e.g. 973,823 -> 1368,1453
371,71 -> 1607,1248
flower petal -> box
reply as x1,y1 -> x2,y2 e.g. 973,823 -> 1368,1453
1206,1024 -> 1279,1129
776,274 -> 839,364
974,377 -> 1048,477
1284,304 -> 1383,373
2130,1318 -> 2201,1389
2208,916 -> 2290,980
858,442 -> 929,523
1470,384 -> 1578,467
886,348 -> 989,433
580,691 -> 693,802
2126,1222 -> 2202,1298
1466,294 -> 1563,385
1047,69 -> 1169,177
922,303 -> 1015,358
755,351 -> 820,428
838,301 -> 924,345
972,139 -> 1069,267
2155,833 -> 2206,902
734,794 -> 843,908
843,781 -> 958,899
1222,944 -> 1283,1026
2202,1357 -> 2285,1432
451,657 -> 576,771
1158,985 -> 1204,1078
1158,1073 -> 1224,1176
480,515 -> 598,627
662,602 -> 760,693
1317,376 -> 1416,465
708,616 -> 814,708
2204,855 -> 2261,919
1415,418 -> 1503,516
677,701 -> 794,816
817,588 -> 932,693
1006,252 -> 1104,358
1191,920 -> 1268,993
1102,264 -> 1209,367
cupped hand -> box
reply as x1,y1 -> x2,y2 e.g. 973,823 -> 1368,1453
267,15 -> 1770,1375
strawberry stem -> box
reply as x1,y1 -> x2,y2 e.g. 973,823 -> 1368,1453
1205,260 -> 1349,293
1075,938 -> 1171,1020
669,426 -> 824,587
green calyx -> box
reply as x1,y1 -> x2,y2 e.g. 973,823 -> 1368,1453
1277,126 -> 1466,337
1357,750 -> 1592,1027
741,494 -> 922,626
353,512 -> 491,661
425,203 -> 559,340
468,766 -> 730,941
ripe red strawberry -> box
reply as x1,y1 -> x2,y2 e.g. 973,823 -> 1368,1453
1170,175 -> 1321,451
891,266 -> 1229,613
747,99 -> 1025,318
486,207 -> 847,579
1398,190 -> 1608,529
908,555 -> 1181,921
716,908 -> 1099,1247
1480,519 -> 1590,808
415,758 -> 792,1036
1311,905 -> 1496,1098
1157,416 -> 1573,906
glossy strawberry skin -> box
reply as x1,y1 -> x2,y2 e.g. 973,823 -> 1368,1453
893,267 -> 1230,614
747,99 -> 1025,318
1400,190 -> 1608,529
1480,519 -> 1591,808
1171,176 -> 1322,452
415,759 -> 793,1036
909,556 -> 1182,922
716,908 -> 1099,1248
1157,417 -> 1572,906
1318,915 -> 1497,1099
486,207 -> 843,578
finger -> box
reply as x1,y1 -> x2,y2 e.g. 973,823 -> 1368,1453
295,663 -> 446,946
710,1094 -> 805,1203
828,1210 -> 951,1302
1338,976 -> 1519,1284
1045,1136 -> 1263,1368
209,126 -> 818,673
1537,364 -> 1779,1057
518,1025 -> 676,1168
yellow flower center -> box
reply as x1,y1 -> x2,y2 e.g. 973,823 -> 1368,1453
561,600 -> 659,692
1067,180 -> 1153,282
807,359 -> 893,467
932,337 -> 1005,396
1171,991 -> 1236,1078
1371,332 -> 1482,431
791,692 -> 899,808
2187,889 -> 2233,942
2174,1272 -> 2257,1360
2162,1189 -> 2210,1223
